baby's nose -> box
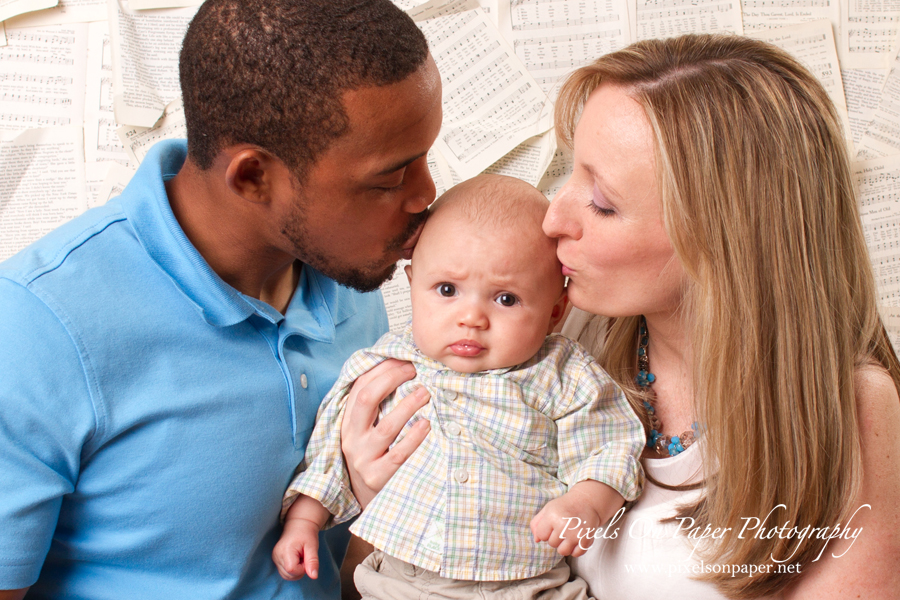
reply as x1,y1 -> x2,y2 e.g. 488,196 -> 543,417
458,302 -> 489,329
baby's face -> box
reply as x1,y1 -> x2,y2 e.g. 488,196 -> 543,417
407,213 -> 565,373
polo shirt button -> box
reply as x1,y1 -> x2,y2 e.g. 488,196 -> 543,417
300,374 -> 308,389
446,422 -> 462,436
454,468 -> 469,483
442,390 -> 457,401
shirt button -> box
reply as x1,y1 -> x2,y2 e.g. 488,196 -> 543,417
442,390 -> 457,401
300,374 -> 308,389
446,422 -> 462,436
454,468 -> 469,483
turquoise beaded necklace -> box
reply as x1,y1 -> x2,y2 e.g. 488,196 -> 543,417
636,316 -> 700,457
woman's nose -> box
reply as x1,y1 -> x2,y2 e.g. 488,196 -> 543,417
543,184 -> 583,241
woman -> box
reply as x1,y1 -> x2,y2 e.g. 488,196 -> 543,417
342,34 -> 900,597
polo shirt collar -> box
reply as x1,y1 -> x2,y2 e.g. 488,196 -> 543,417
280,266 -> 358,343
119,139 -> 356,334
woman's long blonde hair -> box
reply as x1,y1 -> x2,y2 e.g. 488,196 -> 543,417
557,34 -> 900,597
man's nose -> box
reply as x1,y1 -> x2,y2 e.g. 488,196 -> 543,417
401,156 -> 436,214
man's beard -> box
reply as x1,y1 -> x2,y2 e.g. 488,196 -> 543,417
282,211 -> 427,293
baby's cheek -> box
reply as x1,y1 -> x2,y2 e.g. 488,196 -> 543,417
504,320 -> 548,363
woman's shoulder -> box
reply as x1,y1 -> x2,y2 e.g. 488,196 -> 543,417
783,362 -> 900,596
853,362 -> 899,407
853,362 -> 900,443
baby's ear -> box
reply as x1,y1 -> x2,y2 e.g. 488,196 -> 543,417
404,264 -> 413,284
548,291 -> 569,334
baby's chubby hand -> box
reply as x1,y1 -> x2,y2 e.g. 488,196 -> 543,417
272,517 -> 322,581
529,480 -> 625,558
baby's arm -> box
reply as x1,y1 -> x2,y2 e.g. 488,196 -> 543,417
272,495 -> 332,581
530,479 -> 624,557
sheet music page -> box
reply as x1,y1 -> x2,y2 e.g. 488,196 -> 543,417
857,49 -> 900,157
740,0 -> 839,34
428,147 -> 455,198
750,20 -> 852,138
840,0 -> 900,69
84,20 -> 130,167
0,125 -> 85,261
415,0 -> 553,180
635,0 -> 744,40
483,130 -> 556,186
84,160 -> 106,208
497,0 -> 632,99
878,306 -> 900,353
93,160 -> 135,207
0,23 -> 87,131
844,68 -> 888,147
856,154 -> 900,305
394,0 -> 454,12
117,96 -> 185,165
4,0 -> 105,28
477,0 -> 499,26
537,146 -> 573,201
0,0 -> 56,23
0,24 -> 7,47
108,0 -> 198,127
380,261 -> 413,332
129,0 -> 201,9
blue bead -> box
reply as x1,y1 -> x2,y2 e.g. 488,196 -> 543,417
671,436 -> 680,443
646,373 -> 656,383
638,347 -> 646,356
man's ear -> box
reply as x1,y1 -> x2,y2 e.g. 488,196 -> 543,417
548,290 -> 570,334
224,148 -> 288,205
404,264 -> 413,284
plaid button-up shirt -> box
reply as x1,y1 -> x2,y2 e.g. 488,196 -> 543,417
283,326 -> 644,581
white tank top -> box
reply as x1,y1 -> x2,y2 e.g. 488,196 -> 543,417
561,310 -> 773,598
570,443 -> 755,599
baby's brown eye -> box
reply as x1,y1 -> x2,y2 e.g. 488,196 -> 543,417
438,283 -> 456,297
497,293 -> 518,307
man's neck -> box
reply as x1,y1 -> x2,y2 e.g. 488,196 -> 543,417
164,158 -> 299,314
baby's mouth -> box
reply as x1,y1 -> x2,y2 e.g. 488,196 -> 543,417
449,340 -> 485,357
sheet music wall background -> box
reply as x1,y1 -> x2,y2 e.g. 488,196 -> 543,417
2,0 -> 900,350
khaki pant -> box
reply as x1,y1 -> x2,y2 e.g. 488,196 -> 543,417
354,550 -> 594,600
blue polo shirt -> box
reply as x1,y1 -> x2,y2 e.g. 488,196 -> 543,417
0,140 -> 388,598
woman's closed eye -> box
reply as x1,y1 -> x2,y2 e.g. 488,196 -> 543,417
589,183 -> 616,216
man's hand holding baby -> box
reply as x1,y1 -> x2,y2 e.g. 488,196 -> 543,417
530,479 -> 625,558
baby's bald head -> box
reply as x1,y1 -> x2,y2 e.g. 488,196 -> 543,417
426,174 -> 554,245
406,175 -> 566,371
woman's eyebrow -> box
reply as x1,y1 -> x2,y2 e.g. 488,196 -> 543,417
582,163 -> 624,202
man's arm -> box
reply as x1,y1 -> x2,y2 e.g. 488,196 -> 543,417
339,359 -> 430,508
0,280 -> 95,590
0,587 -> 29,600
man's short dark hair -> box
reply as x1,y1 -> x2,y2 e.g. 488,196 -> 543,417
179,0 -> 429,179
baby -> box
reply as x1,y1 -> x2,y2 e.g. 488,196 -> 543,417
274,175 -> 644,598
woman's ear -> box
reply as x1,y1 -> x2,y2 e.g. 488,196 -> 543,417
548,291 -> 570,334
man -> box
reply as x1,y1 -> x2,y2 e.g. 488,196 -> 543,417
0,1 -> 441,598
